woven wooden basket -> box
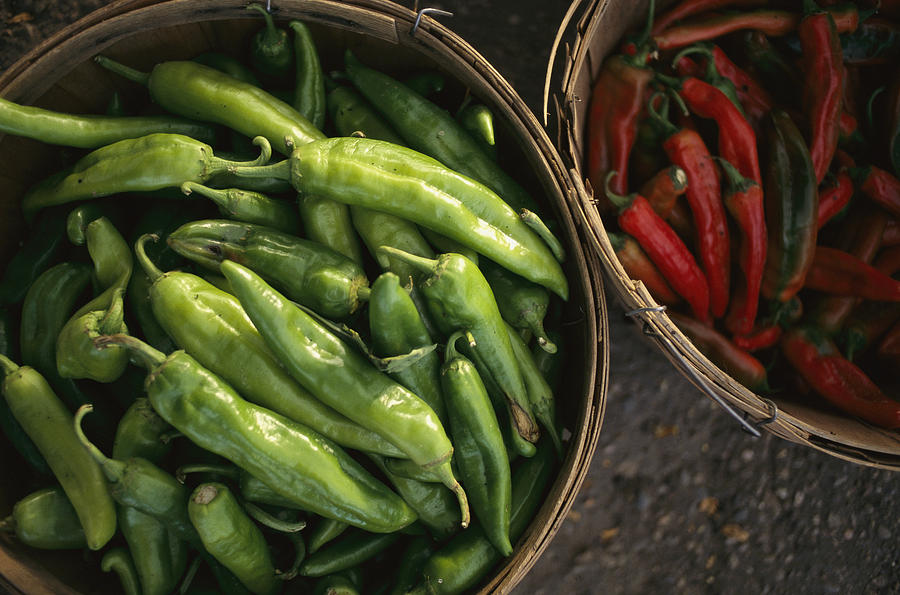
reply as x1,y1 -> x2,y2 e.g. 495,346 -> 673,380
546,0 -> 900,469
0,0 -> 608,592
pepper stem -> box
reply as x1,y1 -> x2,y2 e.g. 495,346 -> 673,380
174,464 -> 240,484
671,44 -> 714,74
74,404 -> 127,483
356,286 -> 371,302
520,209 -> 565,263
0,354 -> 19,377
647,91 -> 679,137
603,171 -> 635,211
230,159 -> 292,182
98,288 -> 126,336
247,3 -> 278,38
93,56 -> 151,87
135,234 -> 164,282
94,334 -> 166,371
209,136 -> 273,176
242,502 -> 307,533
376,246 -> 439,276
712,157 -> 757,194
445,330 -> 476,364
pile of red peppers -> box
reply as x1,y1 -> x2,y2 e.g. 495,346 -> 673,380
589,0 -> 900,428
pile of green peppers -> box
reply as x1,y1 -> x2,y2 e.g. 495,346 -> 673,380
0,7 -> 570,594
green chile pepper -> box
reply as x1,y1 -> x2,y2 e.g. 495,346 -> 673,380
120,505 -> 187,595
101,547 -> 142,595
56,287 -> 129,382
299,529 -> 400,578
112,397 -> 172,464
412,440 -> 556,594
21,133 -> 269,221
326,85 -> 405,144
290,20 -> 327,131
167,219 -> 369,319
420,229 -> 480,266
0,207 -> 67,306
313,572 -> 360,595
481,258 -> 556,354
403,72 -> 445,98
369,272 -> 446,422
247,4 -> 293,79
307,518 -> 350,554
441,331 -> 512,556
189,482 -> 280,595
457,102 -> 497,159
344,52 -> 542,216
378,248 -> 540,451
298,193 -> 365,266
387,536 -> 435,595
505,322 -> 562,456
233,137 -> 568,299
3,486 -> 87,549
193,52 -> 262,86
94,56 -> 324,155
350,205 -> 434,280
220,260 -> 470,528
100,334 -> 418,533
74,405 -> 196,542
0,356 -> 116,550
69,215 -> 133,320
0,95 -> 216,149
761,110 -> 819,303
136,234 -> 402,457
181,182 -> 301,234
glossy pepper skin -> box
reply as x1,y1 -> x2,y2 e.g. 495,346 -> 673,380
94,56 -> 324,156
481,259 -> 556,354
798,0 -> 845,184
180,182 -> 301,235
167,219 -> 370,319
20,133 -> 267,221
0,356 -> 116,550
761,110 -> 819,304
368,272 -> 446,423
0,95 -> 216,149
344,51 -> 542,216
70,214 -> 134,320
220,260 -> 469,527
441,331 -> 512,556
189,482 -> 279,595
56,288 -> 129,383
639,165 -> 688,220
136,235 -> 403,458
608,231 -> 681,306
804,246 -> 900,301
102,334 -> 419,533
377,248 -> 540,453
297,193 -> 365,266
234,137 -> 568,299
290,20 -> 326,131
4,486 -> 87,549
781,326 -> 900,429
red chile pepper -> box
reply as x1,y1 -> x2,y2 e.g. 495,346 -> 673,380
885,219 -> 900,247
668,311 -> 768,392
608,231 -> 682,307
804,245 -> 900,301
707,45 -> 774,121
672,47 -> 745,116
586,49 -> 654,214
857,165 -> 900,218
715,158 -> 766,336
817,171 -> 854,229
798,0 -> 845,184
875,244 -> 900,275
639,165 -> 688,219
650,0 -> 768,36
840,246 -> 900,360
649,97 -> 729,319
781,326 -> 900,429
732,324 -> 782,352
605,172 -> 711,323
666,200 -> 696,241
652,6 -> 859,51
876,319 -> 900,364
838,111 -> 858,140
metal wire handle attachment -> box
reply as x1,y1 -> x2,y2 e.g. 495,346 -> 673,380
624,307 -> 764,438
411,7 -> 453,36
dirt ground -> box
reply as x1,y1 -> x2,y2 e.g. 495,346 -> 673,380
1,1 -> 899,594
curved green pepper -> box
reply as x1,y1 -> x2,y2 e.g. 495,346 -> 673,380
247,3 -> 293,79
290,20 -> 326,131
181,182 -> 301,234
457,102 -> 497,159
220,260 -> 469,528
299,529 -> 399,578
441,331 -> 512,556
189,482 -> 279,595
481,258 -> 556,353
4,486 -> 87,549
167,219 -> 369,319
119,505 -> 187,595
136,234 -> 402,457
0,356 -> 116,550
100,334 -> 418,534
56,287 -> 129,382
101,548 -> 142,595
307,517 -> 350,554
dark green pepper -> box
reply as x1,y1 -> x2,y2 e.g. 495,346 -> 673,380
189,482 -> 280,595
247,3 -> 293,79
193,52 -> 262,86
119,505 -> 187,595
299,529 -> 400,578
290,20 -> 327,131
387,536 -> 435,595
481,258 -> 556,353
0,357 -> 116,550
307,518 -> 350,554
99,334 -> 418,534
101,547 -> 142,595
326,85 -> 404,144
167,219 -> 369,319
180,182 -> 301,234
312,572 -> 360,595
0,207 -> 67,306
3,486 -> 87,549
220,260 -> 469,528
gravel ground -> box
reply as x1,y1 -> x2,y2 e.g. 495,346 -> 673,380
2,1 -> 899,594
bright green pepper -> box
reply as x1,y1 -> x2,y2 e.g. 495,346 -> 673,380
135,234 -> 403,457
326,85 -> 404,144
94,56 -> 324,156
167,219 -> 369,319
3,486 -> 87,549
180,182 -> 301,234
21,133 -> 269,221
69,214 -> 133,320
119,506 -> 187,595
0,356 -> 116,550
298,193 -> 365,266
441,331 -> 512,556
189,482 -> 280,595
220,260 -> 469,528
457,102 -> 496,159
247,3 -> 293,79
99,334 -> 418,533
101,547 -> 142,595
290,20 -> 326,131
